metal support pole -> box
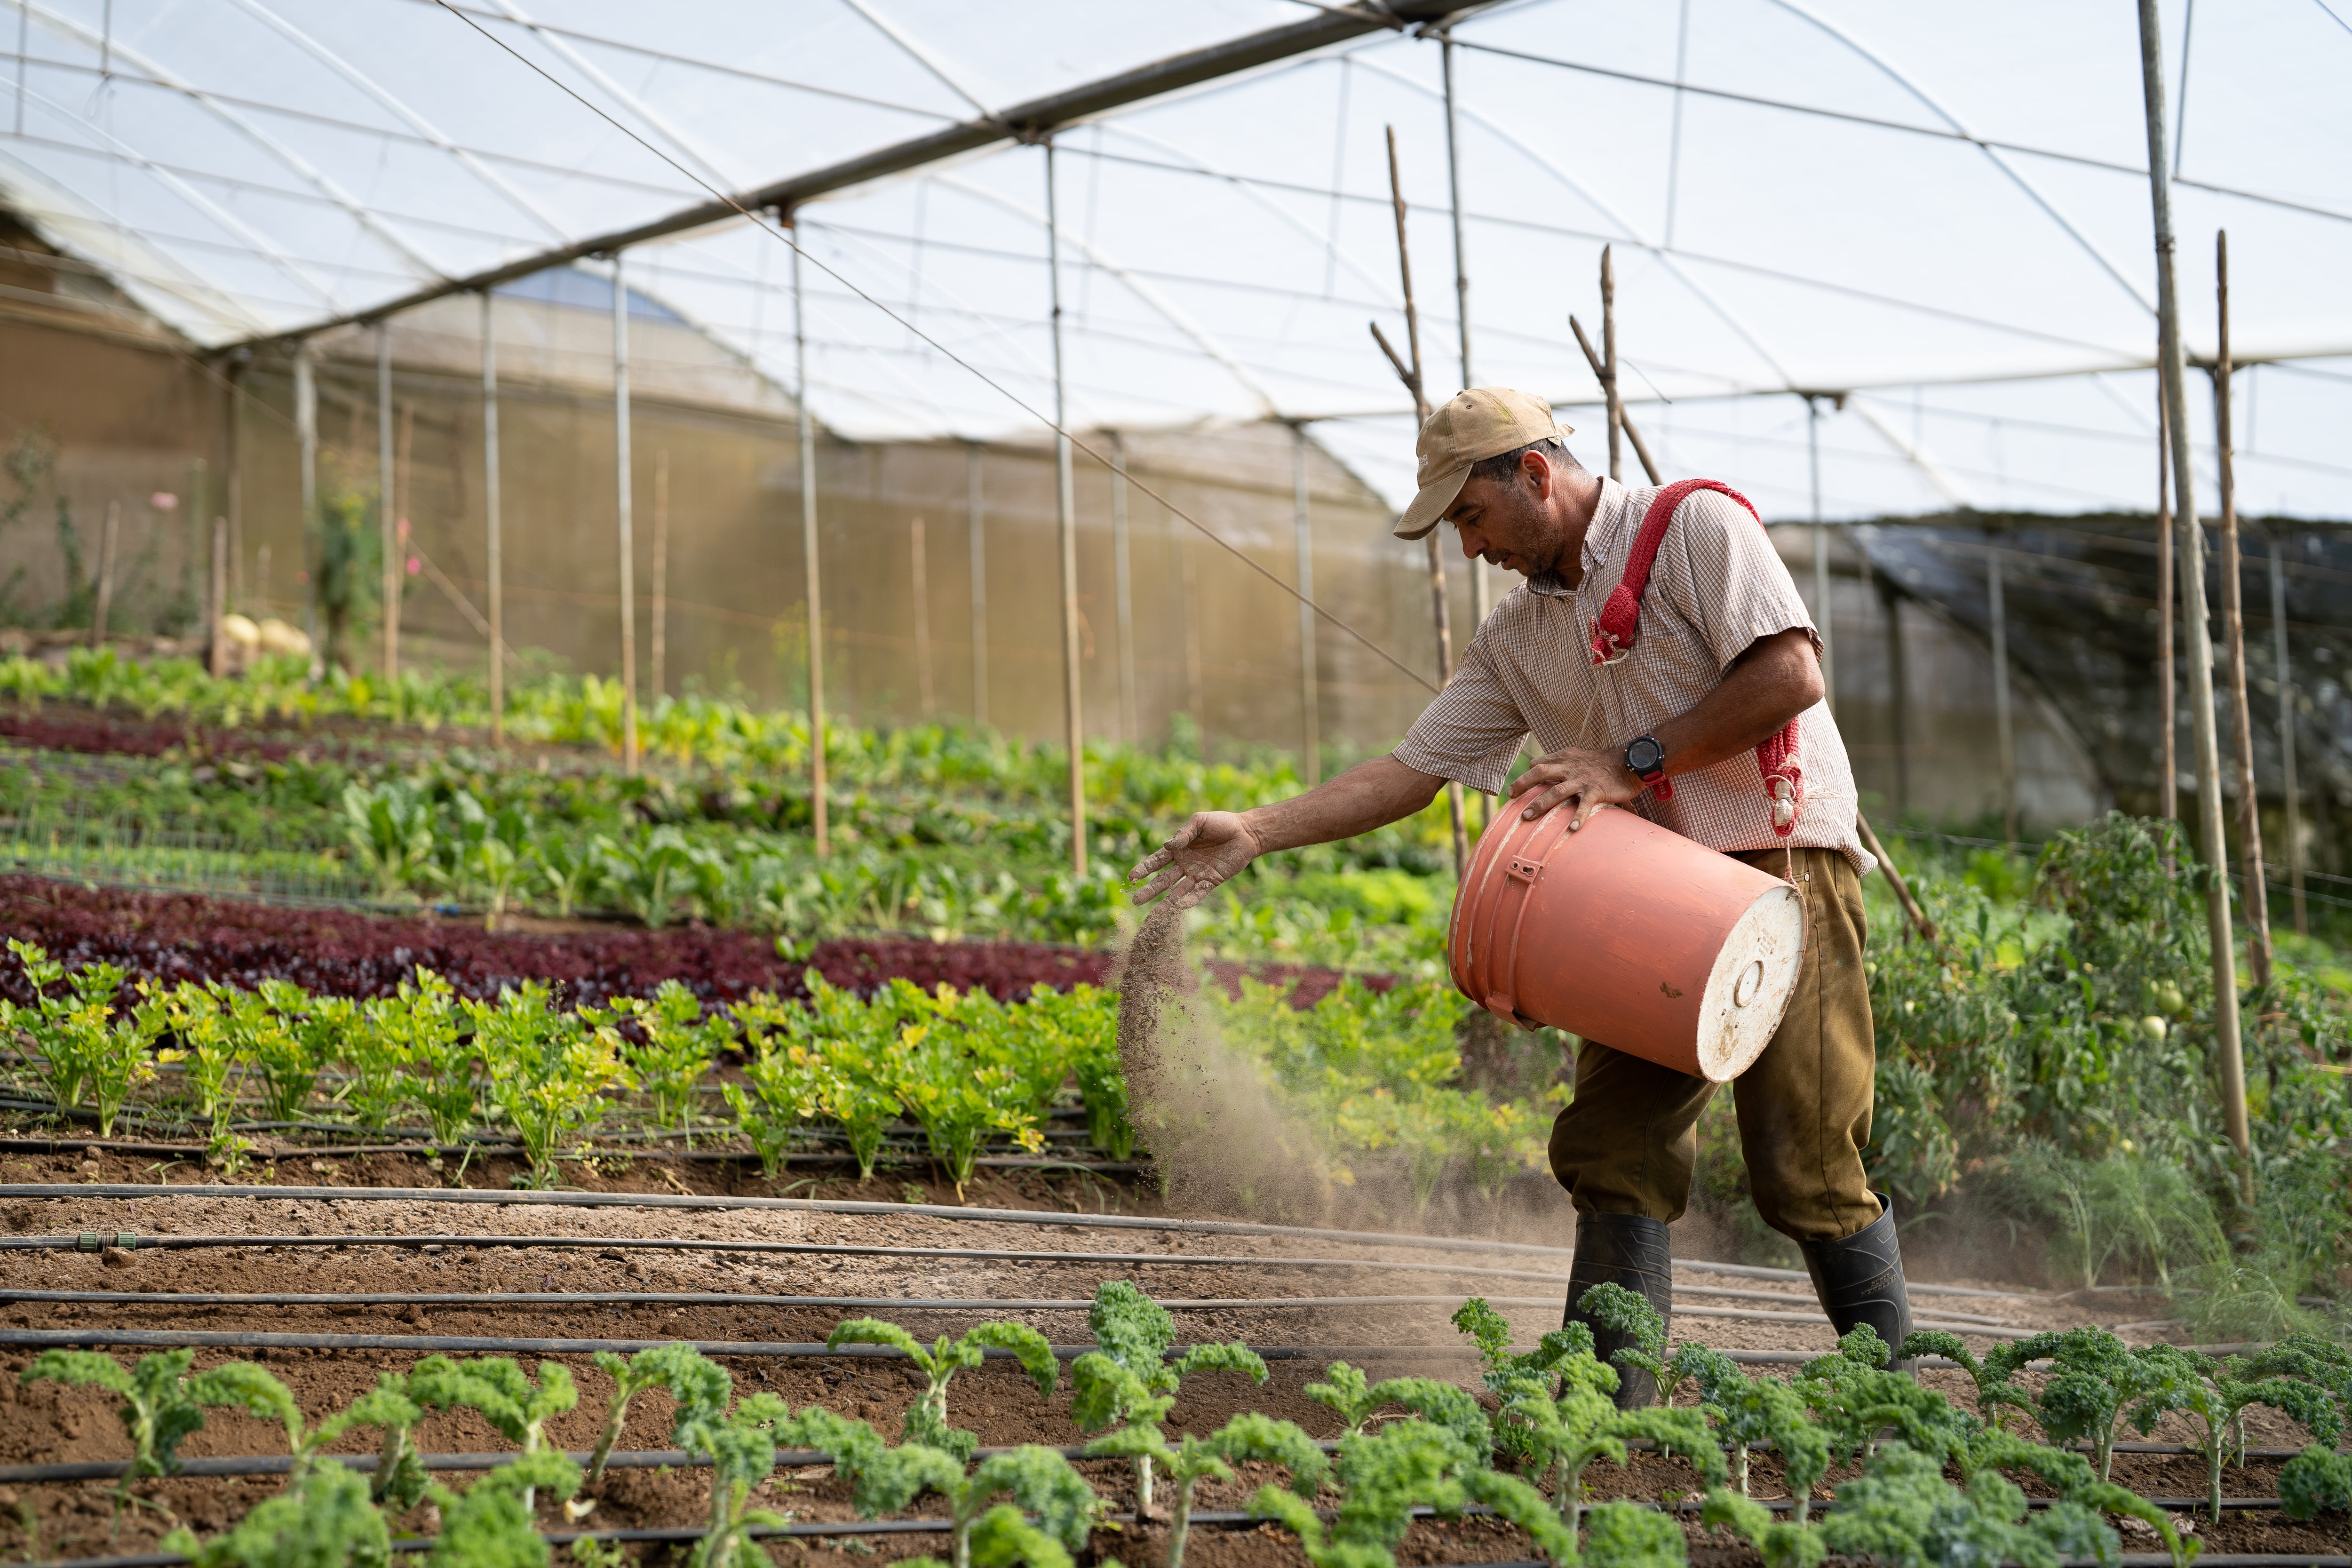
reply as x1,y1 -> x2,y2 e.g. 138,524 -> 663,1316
651,450 -> 668,704
2269,539 -> 2305,936
1441,32 -> 1489,635
2156,364 -> 2174,829
294,342 -> 317,648
967,441 -> 987,729
1809,397 -> 1833,711
1988,543 -> 2017,849
2213,231 -> 2271,987
611,252 -> 640,777
481,291 -> 504,747
1046,139 -> 1088,879
1293,424 -> 1321,788
1110,430 -> 1136,745
2136,0 -> 2249,1179
377,325 -> 398,682
792,230 -> 828,857
1601,246 -> 1623,483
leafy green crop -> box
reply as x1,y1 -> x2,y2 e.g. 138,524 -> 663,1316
1668,1345 -> 1825,1514
0,940 -> 159,1135
427,1449 -> 583,1568
599,980 -> 720,1141
2130,1343 -> 2342,1521
1982,1328 -> 2160,1483
781,1416 -> 1099,1568
20,1349 -> 277,1515
1248,1418 -> 1573,1568
1071,1281 -> 1267,1512
586,1343 -> 733,1485
1812,1442 -> 2118,1568
471,985 -> 631,1186
824,1317 -> 1057,1461
1572,1284 -> 1670,1407
1084,1412 -> 1324,1568
164,1458 -> 390,1568
1305,1361 -> 1490,1453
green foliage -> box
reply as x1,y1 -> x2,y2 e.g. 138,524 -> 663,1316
1072,1281 -> 1267,1512
825,1316 -> 1058,1461
1981,1329 -> 2157,1483
793,1427 -> 1098,1568
342,781 -> 437,902
1249,1418 -> 1576,1568
1669,1345 -> 1826,1515
427,1451 -> 583,1568
1084,1412 -> 1324,1568
2280,1443 -> 2352,1543
599,980 -> 720,1140
1573,1284 -> 1669,1405
470,985 -> 632,1186
406,1355 -> 577,1456
1812,1442 -> 2119,1568
1305,1361 -> 1490,1453
163,1457 -> 390,1568
587,1343 -> 733,1485
21,1349 -> 242,1488
0,940 -> 160,1136
674,1391 -> 796,1568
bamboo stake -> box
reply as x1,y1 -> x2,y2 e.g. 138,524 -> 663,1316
2268,540 -> 2305,936
1045,137 -> 1087,879
1853,813 -> 1937,944
377,326 -> 398,682
90,500 -> 118,648
791,227 -> 828,859
1567,316 -> 1662,484
2156,358 -> 2175,848
612,252 -> 640,778
482,290 -> 504,748
910,514 -> 934,717
651,449 -> 668,704
1601,247 -> 1623,482
967,442 -> 988,729
2136,0 -> 2250,1183
1377,123 -> 1468,882
2213,231 -> 2271,988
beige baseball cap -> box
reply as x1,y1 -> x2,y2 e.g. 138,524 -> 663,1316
1393,387 -> 1572,541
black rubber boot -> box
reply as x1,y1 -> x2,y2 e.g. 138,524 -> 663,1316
1563,1211 -> 1673,1410
1797,1191 -> 1915,1372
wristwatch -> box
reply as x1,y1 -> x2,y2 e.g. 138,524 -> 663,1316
1623,734 -> 1668,791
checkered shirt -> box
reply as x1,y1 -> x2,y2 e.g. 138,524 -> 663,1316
1393,476 -> 1873,875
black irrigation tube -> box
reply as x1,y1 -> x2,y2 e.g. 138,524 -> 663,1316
0,1286 -> 2025,1339
0,1185 -> 2033,1297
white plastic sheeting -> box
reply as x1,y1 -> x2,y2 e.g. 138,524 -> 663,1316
4,0 -> 2350,520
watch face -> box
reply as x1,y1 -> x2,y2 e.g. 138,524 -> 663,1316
1626,736 -> 1664,775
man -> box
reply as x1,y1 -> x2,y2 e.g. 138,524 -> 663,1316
1128,388 -> 1910,1406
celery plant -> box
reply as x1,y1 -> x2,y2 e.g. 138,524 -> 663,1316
597,980 -> 718,1141
824,1317 -> 1057,1460
0,941 -> 158,1135
376,969 -> 477,1146
724,1006 -> 817,1178
152,979 -> 242,1153
472,984 -> 631,1186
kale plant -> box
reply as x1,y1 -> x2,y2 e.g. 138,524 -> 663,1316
1084,1411 -> 1325,1568
825,1316 -> 1058,1461
1248,1418 -> 1573,1568
1071,1281 -> 1266,1512
1305,1360 -> 1490,1451
1669,1345 -> 1826,1515
586,1343 -> 733,1485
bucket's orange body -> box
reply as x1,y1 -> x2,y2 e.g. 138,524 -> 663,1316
1448,804 -> 1805,1082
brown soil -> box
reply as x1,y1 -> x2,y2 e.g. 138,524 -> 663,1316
0,1176 -> 2332,1568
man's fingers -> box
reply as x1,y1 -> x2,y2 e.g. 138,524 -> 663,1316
1129,847 -> 1173,882
1520,782 -> 1585,820
1131,867 -> 1186,906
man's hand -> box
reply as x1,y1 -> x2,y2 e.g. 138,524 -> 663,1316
1129,811 -> 1263,910
1506,745 -> 1643,831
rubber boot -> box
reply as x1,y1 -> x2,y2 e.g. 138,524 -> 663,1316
1563,1210 -> 1673,1410
1797,1191 -> 1915,1372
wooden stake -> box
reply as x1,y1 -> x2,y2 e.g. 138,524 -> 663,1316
2156,358 -> 2176,846
651,449 -> 669,704
1568,316 -> 1663,484
910,514 -> 934,716
2268,542 -> 2305,936
1379,123 -> 1468,882
2213,231 -> 2271,987
1854,812 -> 1937,944
91,500 -> 119,648
208,515 -> 228,678
1601,246 -> 1624,482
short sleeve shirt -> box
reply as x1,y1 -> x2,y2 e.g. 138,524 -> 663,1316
1393,477 -> 1873,874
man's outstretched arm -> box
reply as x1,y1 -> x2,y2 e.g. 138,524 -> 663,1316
1128,756 -> 1446,909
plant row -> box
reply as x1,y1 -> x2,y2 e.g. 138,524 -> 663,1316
0,937 -> 1560,1205
30,1283 -> 2352,1568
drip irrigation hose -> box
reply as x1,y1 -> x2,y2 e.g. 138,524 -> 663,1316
0,1185 -> 2031,1297
0,1286 -> 2026,1338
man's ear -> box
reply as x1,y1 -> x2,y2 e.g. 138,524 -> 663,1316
1521,448 -> 1554,500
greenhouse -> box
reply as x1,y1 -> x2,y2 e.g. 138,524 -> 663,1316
0,3 -> 2348,1567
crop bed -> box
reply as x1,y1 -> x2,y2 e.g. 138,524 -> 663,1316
0,1182 -> 2343,1568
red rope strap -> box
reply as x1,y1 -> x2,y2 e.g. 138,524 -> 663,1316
1588,479 -> 1805,836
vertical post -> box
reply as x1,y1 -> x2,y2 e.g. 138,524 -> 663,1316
1441,34 -> 1488,634
1600,246 -> 1623,484
1294,424 -> 1321,787
611,253 -> 640,777
2213,231 -> 2271,987
1045,137 -> 1088,879
1383,124 -> 1468,880
294,342 -> 317,647
208,514 -> 228,677
1809,398 -> 1834,710
967,441 -> 987,729
227,362 -> 244,612
1988,542 -> 2017,849
481,290 -> 504,747
910,515 -> 934,716
792,226 -> 828,858
1180,528 -> 1205,759
2156,364 -> 2175,830
1110,430 -> 1136,744
377,324 -> 398,681
1881,574 -> 1909,819
2136,0 -> 2249,1178
2269,540 -> 2305,936
651,449 -> 669,704
91,500 -> 119,647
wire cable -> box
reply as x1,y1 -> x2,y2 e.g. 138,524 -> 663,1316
424,0 -> 1443,696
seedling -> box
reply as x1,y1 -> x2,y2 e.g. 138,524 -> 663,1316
1984,1327 -> 2166,1483
1503,1331 -> 1724,1529
1963,1429 -> 2193,1568
229,981 -> 323,1123
1072,1281 -> 1267,1512
163,1459 -> 390,1568
783,1413 -> 1099,1568
888,1015 -> 1047,1201
2281,1443 -> 2352,1555
727,1003 -> 820,1178
0,941 -> 159,1135
1450,1296 -> 1610,1469
676,1391 -> 797,1568
378,969 -> 478,1145
2131,1343 -> 2341,1522
1669,1344 -> 1825,1515
427,1449 -> 585,1568
824,1317 -> 1058,1461
472,984 -> 631,1186
408,1354 -> 579,1509
19,1349 -> 278,1519
1305,1361 -> 1491,1451
1796,1327 -> 1974,1472
1811,1441 -> 2119,1568
1572,1284 -> 1669,1406
1899,1330 -> 2031,1430
587,1343 -> 733,1485
599,980 -> 719,1140
1083,1412 -> 1325,1568
1248,1418 -> 1572,1568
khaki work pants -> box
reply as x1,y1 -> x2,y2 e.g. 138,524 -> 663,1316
1546,845 -> 1880,1244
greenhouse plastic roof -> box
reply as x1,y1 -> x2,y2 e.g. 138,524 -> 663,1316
7,0 -> 2352,520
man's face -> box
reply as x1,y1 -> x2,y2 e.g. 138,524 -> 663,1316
1443,451 -> 1559,577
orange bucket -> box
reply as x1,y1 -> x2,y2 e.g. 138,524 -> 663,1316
1448,804 -> 1805,1082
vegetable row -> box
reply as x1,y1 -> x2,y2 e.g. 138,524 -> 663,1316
24,1283 -> 2351,1568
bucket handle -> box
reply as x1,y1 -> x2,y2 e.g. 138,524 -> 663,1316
1482,812 -> 1566,1031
